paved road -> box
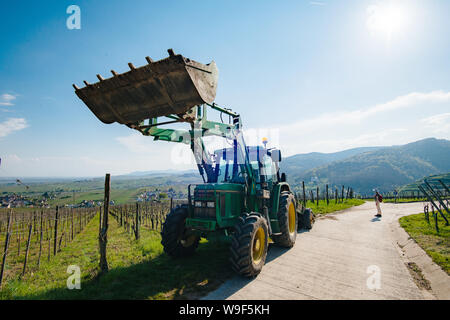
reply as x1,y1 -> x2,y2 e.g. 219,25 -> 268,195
204,201 -> 435,300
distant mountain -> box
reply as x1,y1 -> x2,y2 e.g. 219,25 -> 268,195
287,138 -> 450,194
281,146 -> 383,176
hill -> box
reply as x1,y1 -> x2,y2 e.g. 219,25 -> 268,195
281,146 -> 383,176
288,138 -> 450,194
398,172 -> 450,193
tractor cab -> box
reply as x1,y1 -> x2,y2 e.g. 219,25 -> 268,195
213,146 -> 281,186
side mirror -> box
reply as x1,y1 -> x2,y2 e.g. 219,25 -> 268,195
280,172 -> 287,182
270,149 -> 282,163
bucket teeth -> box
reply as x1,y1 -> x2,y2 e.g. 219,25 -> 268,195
74,50 -> 218,125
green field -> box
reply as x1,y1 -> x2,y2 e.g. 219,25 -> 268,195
399,212 -> 449,275
303,198 -> 365,214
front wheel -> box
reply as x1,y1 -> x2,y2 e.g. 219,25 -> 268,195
161,205 -> 200,257
230,213 -> 269,277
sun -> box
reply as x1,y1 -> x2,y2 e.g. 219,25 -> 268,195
366,2 -> 411,40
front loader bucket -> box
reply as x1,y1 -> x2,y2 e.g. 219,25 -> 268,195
73,49 -> 218,124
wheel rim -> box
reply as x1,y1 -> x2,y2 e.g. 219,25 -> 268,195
180,234 -> 197,247
252,226 -> 266,264
288,202 -> 296,234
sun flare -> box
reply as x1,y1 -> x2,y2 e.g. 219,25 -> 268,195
366,2 -> 411,40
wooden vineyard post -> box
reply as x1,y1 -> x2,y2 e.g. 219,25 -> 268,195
37,211 -> 43,268
0,211 -> 12,288
53,206 -> 59,256
135,203 -> 140,240
99,173 -> 110,273
98,207 -> 102,236
341,186 -> 345,203
432,206 -> 439,234
424,204 -> 430,224
335,188 -> 338,204
71,209 -> 74,241
21,224 -> 33,277
326,184 -> 329,206
302,181 -> 306,208
151,202 -> 155,230
316,187 -> 319,206
17,231 -> 21,256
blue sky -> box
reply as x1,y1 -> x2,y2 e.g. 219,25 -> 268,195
1,0 -> 449,177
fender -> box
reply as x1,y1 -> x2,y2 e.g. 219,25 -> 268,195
271,182 -> 292,215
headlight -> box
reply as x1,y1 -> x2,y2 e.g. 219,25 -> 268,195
194,201 -> 202,207
206,201 -> 215,208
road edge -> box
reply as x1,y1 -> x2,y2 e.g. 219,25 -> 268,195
389,214 -> 450,300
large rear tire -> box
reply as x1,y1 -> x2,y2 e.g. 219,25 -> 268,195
230,213 -> 269,277
272,192 -> 297,247
161,205 -> 200,257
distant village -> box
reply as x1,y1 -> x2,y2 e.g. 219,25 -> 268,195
0,193 -> 48,208
136,188 -> 184,202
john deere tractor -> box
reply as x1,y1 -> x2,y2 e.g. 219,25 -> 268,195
73,49 -> 314,277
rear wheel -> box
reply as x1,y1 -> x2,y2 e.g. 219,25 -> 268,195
272,192 -> 297,247
230,213 -> 269,277
298,208 -> 315,230
161,205 -> 200,257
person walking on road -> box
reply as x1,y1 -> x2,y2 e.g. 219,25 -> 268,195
374,190 -> 383,217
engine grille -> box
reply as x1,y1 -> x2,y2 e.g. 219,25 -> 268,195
194,206 -> 216,219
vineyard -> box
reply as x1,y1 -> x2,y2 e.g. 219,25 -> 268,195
0,197 -> 183,290
0,207 -> 97,287
110,199 -> 183,240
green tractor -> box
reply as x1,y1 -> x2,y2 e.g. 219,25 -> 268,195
74,49 -> 314,277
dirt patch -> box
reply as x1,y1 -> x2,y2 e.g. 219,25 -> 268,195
405,262 -> 432,291
320,215 -> 338,220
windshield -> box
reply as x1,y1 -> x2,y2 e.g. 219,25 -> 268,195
214,145 -> 275,184
215,147 -> 246,183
